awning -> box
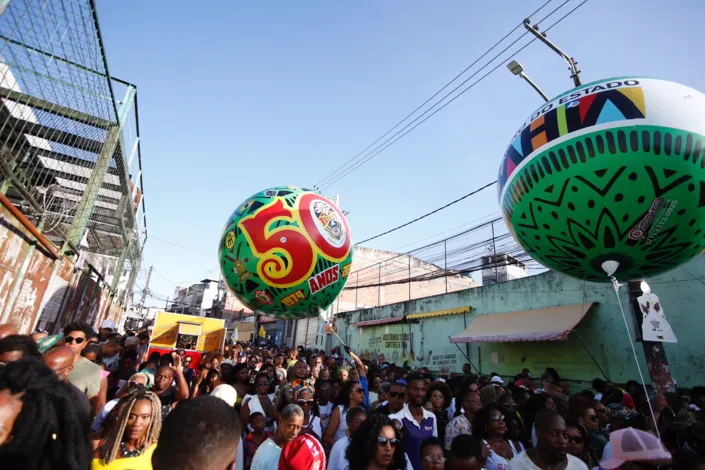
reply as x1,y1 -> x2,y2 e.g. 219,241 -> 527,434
449,303 -> 595,343
178,321 -> 202,336
407,306 -> 472,320
259,316 -> 278,324
353,316 -> 405,328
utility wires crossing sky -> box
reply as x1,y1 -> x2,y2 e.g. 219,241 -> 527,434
313,0 -> 588,192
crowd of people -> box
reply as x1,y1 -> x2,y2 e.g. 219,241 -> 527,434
0,320 -> 703,469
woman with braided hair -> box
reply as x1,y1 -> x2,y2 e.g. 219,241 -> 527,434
92,385 -> 162,469
0,357 -> 92,470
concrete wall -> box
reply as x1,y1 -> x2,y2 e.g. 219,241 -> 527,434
334,255 -> 705,388
334,246 -> 480,313
0,201 -> 125,334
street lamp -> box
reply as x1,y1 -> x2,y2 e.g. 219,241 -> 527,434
507,60 -> 550,102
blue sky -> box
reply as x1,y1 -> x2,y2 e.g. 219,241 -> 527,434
96,0 -> 705,304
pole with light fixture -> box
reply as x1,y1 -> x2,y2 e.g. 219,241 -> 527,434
507,60 -> 550,102
523,18 -> 582,87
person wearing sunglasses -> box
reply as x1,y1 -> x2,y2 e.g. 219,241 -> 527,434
296,386 -> 322,439
63,322 -> 102,409
241,372 -> 276,433
346,413 -> 408,470
376,380 -> 407,417
577,400 -> 609,461
324,379 -> 367,446
473,404 -> 524,470
565,420 -> 598,468
389,374 -> 437,470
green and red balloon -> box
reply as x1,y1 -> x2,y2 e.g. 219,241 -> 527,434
499,77 -> 705,282
219,187 -> 353,319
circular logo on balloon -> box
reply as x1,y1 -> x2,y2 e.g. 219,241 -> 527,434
498,77 -> 705,282
218,187 -> 354,319
309,198 -> 347,248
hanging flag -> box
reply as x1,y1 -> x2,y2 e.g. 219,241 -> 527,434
258,325 -> 266,338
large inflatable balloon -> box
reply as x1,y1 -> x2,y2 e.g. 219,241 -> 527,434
498,77 -> 705,282
219,186 -> 353,319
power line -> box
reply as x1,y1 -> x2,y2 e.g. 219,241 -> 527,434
153,268 -> 180,287
148,233 -> 211,256
312,0 -> 556,190
317,0 -> 588,190
389,210 -> 501,252
355,180 -> 497,245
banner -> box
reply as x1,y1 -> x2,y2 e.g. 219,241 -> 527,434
637,292 -> 677,343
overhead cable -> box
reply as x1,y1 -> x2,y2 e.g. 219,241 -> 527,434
312,0 -> 556,190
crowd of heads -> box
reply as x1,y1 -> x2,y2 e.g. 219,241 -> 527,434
1,321 -> 704,469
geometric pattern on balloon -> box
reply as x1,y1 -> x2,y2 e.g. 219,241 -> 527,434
499,77 -> 705,282
219,186 -> 353,319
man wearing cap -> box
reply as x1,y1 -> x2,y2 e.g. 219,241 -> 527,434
98,319 -> 116,343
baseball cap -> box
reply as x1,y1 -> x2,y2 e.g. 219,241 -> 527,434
599,427 -> 671,469
279,434 -> 326,470
221,359 -> 234,366
490,375 -> 505,385
100,319 -> 116,330
125,336 -> 139,347
210,384 -> 238,407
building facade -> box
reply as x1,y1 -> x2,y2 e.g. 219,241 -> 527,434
330,255 -> 705,389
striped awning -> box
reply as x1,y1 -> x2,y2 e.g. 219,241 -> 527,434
407,306 -> 472,320
353,316 -> 405,328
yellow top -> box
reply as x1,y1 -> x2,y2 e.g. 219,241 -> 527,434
91,444 -> 156,470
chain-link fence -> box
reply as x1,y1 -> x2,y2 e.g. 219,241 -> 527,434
334,218 -> 546,313
0,0 -> 145,304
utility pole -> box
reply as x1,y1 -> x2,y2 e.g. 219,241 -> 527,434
138,265 -> 153,318
523,18 -> 582,87
507,18 -> 583,100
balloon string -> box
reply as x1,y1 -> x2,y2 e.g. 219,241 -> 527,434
318,312 -> 348,349
609,276 -> 661,441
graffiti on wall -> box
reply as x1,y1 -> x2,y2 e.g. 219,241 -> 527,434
359,321 -> 461,373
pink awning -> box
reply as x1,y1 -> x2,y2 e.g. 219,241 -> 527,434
449,303 -> 595,343
353,316 -> 405,328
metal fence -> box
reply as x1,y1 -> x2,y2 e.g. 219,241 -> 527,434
0,0 -> 145,305
335,218 -> 546,312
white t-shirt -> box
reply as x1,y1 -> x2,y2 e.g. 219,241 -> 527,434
483,440 -> 525,470
250,438 -> 282,470
318,402 -> 334,433
328,436 -> 350,470
507,451 -> 588,470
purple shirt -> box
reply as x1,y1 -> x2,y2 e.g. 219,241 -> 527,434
390,404 -> 438,470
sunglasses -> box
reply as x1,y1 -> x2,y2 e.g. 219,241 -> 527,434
423,455 -> 447,464
297,399 -> 314,405
489,414 -> 505,422
389,392 -> 406,399
352,388 -> 364,393
567,435 -> 584,444
377,437 -> 398,447
64,336 -> 85,344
